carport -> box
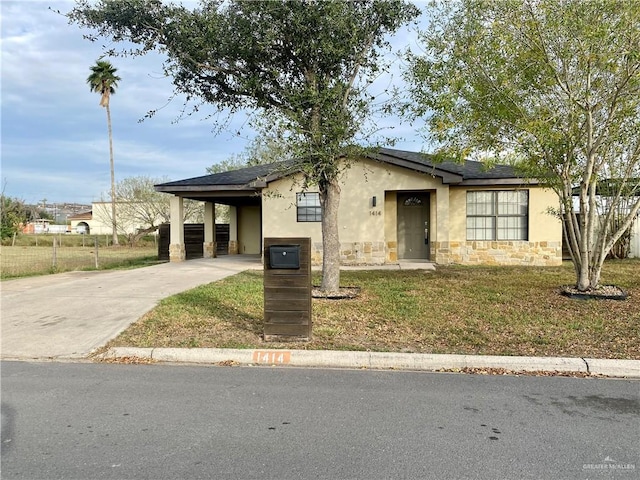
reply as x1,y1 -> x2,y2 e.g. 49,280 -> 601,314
154,162 -> 292,262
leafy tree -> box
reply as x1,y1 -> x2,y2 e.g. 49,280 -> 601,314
94,176 -> 203,245
87,59 -> 121,246
1,195 -> 28,240
405,0 -> 640,291
68,0 -> 419,293
35,209 -> 54,222
206,135 -> 291,175
206,135 -> 290,224
26,201 -> 53,223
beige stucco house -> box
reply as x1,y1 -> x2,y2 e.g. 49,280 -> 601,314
67,202 -> 148,236
155,148 -> 563,266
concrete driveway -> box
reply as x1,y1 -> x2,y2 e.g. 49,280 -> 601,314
0,256 -> 262,360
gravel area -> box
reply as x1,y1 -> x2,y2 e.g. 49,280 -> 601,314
560,284 -> 628,299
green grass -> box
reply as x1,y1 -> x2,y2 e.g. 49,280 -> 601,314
0,245 -> 161,279
107,259 -> 640,359
2,233 -> 158,248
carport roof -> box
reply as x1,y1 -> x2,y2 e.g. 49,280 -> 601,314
157,160 -> 296,189
154,160 -> 297,204
155,148 -> 530,202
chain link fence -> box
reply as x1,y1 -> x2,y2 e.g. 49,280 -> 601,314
1,234 -> 160,279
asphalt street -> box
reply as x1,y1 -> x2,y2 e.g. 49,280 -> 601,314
2,361 -> 639,480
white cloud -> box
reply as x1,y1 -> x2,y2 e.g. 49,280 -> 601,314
1,0 -> 431,205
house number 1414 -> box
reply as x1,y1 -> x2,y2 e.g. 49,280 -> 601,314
369,211 -> 381,216
252,351 -> 291,364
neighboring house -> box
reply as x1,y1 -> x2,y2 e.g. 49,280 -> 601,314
22,219 -> 69,234
22,219 -> 51,234
567,182 -> 640,259
67,202 -> 152,236
155,148 -> 563,266
67,211 -> 92,234
630,221 -> 640,258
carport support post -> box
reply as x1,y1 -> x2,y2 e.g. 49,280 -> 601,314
228,206 -> 238,254
169,195 -> 186,262
203,202 -> 216,258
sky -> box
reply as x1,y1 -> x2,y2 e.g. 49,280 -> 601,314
1,1 -> 429,205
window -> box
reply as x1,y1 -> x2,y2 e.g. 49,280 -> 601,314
403,196 -> 423,206
466,191 -> 528,240
297,192 -> 322,222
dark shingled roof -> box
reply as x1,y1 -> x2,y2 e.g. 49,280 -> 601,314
155,148 -> 527,196
373,148 -> 520,181
156,160 -> 296,188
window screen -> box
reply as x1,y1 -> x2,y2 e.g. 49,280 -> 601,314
466,191 -> 528,240
296,192 -> 322,222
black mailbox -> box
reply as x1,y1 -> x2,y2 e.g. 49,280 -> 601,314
269,245 -> 301,269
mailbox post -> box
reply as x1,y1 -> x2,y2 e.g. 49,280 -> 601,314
263,237 -> 312,341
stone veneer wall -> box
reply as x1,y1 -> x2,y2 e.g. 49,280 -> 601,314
307,240 -> 561,266
311,241 -> 387,265
433,241 -> 562,266
169,243 -> 186,262
203,242 -> 216,259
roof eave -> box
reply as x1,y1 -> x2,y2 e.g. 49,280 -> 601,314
369,154 -> 464,184
457,178 -> 540,186
155,184 -> 261,194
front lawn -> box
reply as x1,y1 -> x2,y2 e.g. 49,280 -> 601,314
107,260 -> 640,359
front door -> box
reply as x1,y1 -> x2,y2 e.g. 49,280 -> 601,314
397,193 -> 430,260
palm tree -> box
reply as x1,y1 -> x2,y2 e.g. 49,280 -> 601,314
87,59 -> 121,246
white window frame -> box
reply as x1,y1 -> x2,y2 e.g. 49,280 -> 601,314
296,192 -> 322,222
466,190 -> 529,241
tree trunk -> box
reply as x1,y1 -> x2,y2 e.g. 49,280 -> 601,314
132,225 -> 158,246
106,103 -> 119,246
319,178 -> 341,293
589,264 -> 602,290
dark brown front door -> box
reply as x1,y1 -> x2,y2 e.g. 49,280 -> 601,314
397,193 -> 430,260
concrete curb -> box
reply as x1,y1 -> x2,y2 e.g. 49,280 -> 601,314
102,347 -> 640,378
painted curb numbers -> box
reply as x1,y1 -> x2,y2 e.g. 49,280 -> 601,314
252,350 -> 292,365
